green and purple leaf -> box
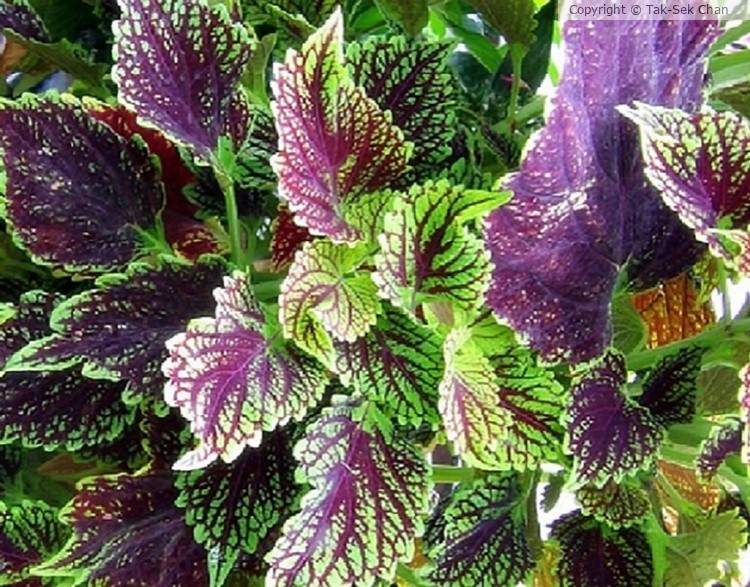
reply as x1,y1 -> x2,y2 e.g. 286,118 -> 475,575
425,473 -> 534,587
112,0 -> 254,160
271,8 -> 411,242
484,20 -> 718,363
439,320 -> 565,471
175,429 -> 300,583
374,181 -> 508,314
266,404 -> 429,587
0,0 -> 49,41
0,501 -> 69,587
164,271 -> 328,469
7,257 -> 225,404
576,481 -> 650,529
564,351 -> 663,486
35,471 -> 209,587
550,511 -> 653,587
280,240 -> 380,367
619,103 -> 750,258
696,418 -> 742,481
0,94 -> 164,273
334,306 -> 443,429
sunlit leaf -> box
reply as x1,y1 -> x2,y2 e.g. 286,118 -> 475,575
657,460 -> 720,512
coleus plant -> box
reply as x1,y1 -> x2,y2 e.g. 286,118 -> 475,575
0,0 -> 749,585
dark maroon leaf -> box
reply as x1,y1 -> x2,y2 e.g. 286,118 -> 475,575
0,0 -> 49,41
0,94 -> 165,272
697,418 -> 742,481
484,20 -> 718,363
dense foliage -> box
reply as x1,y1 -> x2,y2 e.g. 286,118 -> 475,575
0,0 -> 749,585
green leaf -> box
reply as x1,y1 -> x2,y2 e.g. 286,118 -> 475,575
466,0 -> 537,49
612,295 -> 647,355
373,0 -> 428,36
439,319 -> 565,470
665,510 -> 748,586
715,81 -> 750,118
280,240 -> 381,367
576,481 -> 650,529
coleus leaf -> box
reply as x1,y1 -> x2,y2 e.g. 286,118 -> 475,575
266,404 -> 429,587
0,94 -> 165,273
619,103 -> 750,258
425,473 -> 534,587
484,19 -> 718,363
576,481 -> 650,529
466,0 -> 536,48
564,350 -> 663,486
550,511 -> 653,587
271,8 -> 411,242
0,501 -> 69,587
270,205 -> 312,271
334,305 -> 443,429
633,273 -> 714,349
112,0 -> 254,160
374,181 -> 508,314
348,37 -> 456,179
175,429 -> 300,584
0,291 -> 134,450
35,470 -> 209,587
664,509 -> 748,587
7,257 -> 225,404
657,459 -> 720,513
372,0 -> 427,37
696,418 -> 742,481
280,239 -> 380,367
439,319 -> 565,471
164,271 -> 329,469
638,347 -> 702,429
240,0 -> 336,31
0,0 -> 50,42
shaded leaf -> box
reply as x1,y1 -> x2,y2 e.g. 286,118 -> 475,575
266,404 -> 429,587
551,511 -> 653,587
334,305 -> 443,429
467,0 -> 536,48
164,271 -> 328,469
373,0 -> 427,36
576,481 -> 650,529
0,0 -> 49,41
270,205 -> 312,271
440,321 -> 565,471
0,94 -> 164,273
271,8 -> 411,242
425,473 -> 534,587
611,295 -> 647,355
112,0 -> 253,158
657,460 -> 720,512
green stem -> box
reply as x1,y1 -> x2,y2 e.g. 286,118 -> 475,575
431,464 -> 474,484
718,261 -> 732,322
523,470 -> 543,559
505,44 -> 526,129
0,259 -> 48,278
626,317 -> 750,371
215,169 -> 244,268
252,279 -> 282,302
395,563 -> 430,587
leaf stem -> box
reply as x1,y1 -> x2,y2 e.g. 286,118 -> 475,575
505,44 -> 526,130
216,169 -> 244,269
431,464 -> 474,484
523,469 -> 543,559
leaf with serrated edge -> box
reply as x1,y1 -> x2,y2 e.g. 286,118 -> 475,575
564,350 -> 663,487
266,404 -> 429,587
439,320 -> 565,471
164,271 -> 328,469
280,239 -> 380,367
334,305 -> 443,429
0,94 -> 164,273
271,8 -> 411,242
696,418 -> 742,481
112,0 -> 254,160
425,473 -> 534,587
576,481 -> 650,529
374,181 -> 507,314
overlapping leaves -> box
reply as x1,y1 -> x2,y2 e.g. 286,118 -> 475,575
271,8 -> 411,242
164,271 -> 328,469
266,404 -> 429,587
425,473 -> 534,587
439,319 -> 565,471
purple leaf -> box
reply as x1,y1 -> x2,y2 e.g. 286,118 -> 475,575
334,306 -> 443,429
35,471 -> 209,587
551,511 -> 653,587
112,0 -> 254,160
620,103 -> 750,259
696,418 -> 742,481
638,347 -> 701,428
271,8 -> 411,242
164,271 -> 329,469
7,257 -> 225,404
484,19 -> 718,363
426,473 -> 534,587
564,350 -> 663,486
0,0 -> 49,41
0,94 -> 165,273
266,404 -> 429,587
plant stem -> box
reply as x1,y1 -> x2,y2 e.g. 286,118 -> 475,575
524,470 -> 543,559
505,44 -> 526,130
431,464 -> 473,484
626,317 -> 750,371
215,169 -> 244,269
